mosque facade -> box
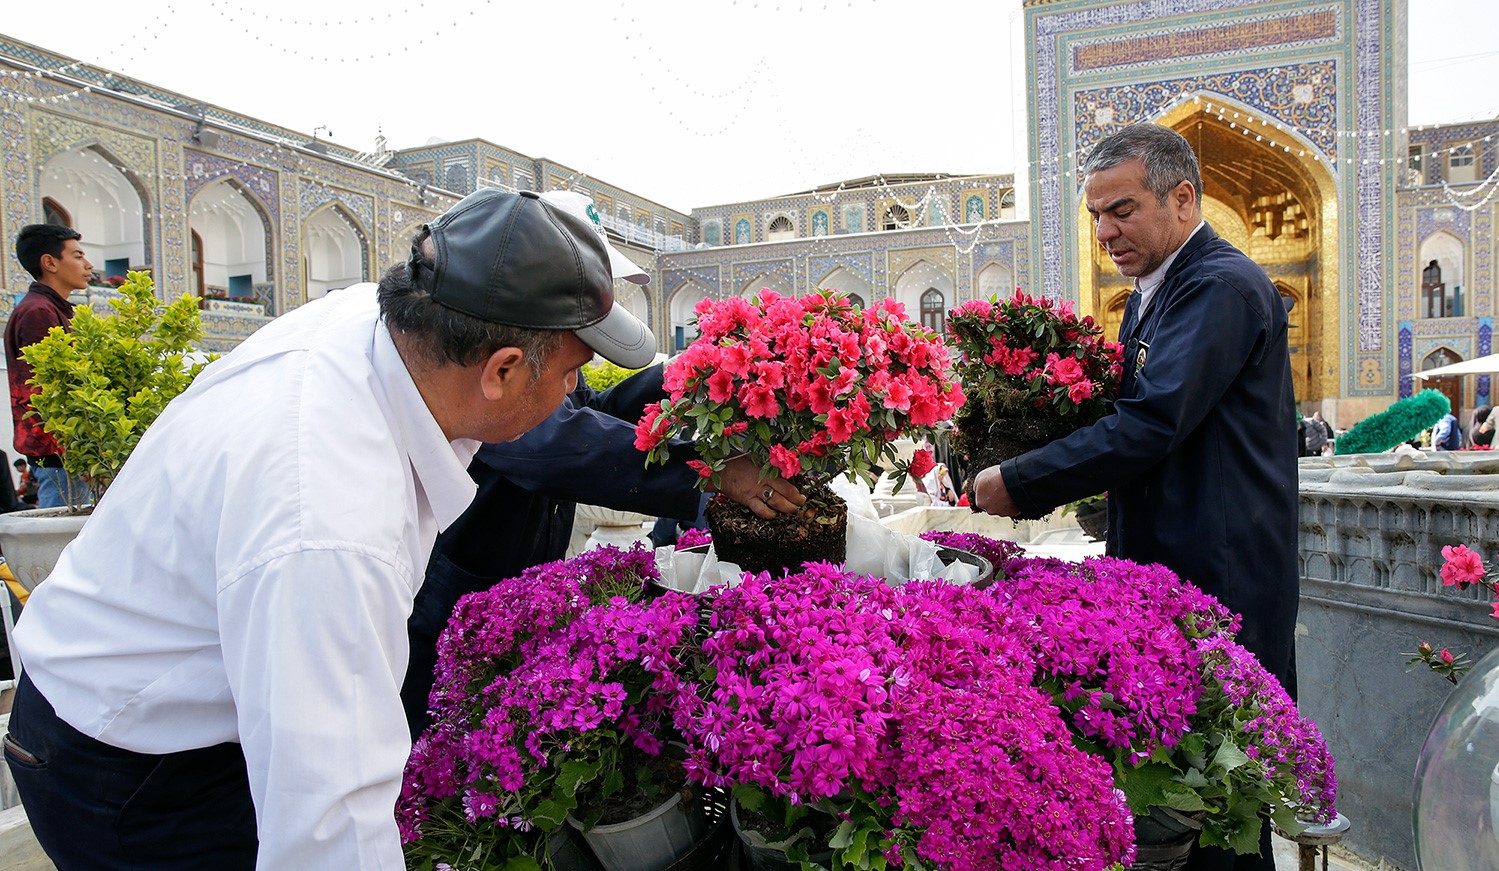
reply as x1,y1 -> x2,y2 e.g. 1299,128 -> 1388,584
1,0 -> 1494,426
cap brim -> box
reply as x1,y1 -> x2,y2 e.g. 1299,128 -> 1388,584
575,303 -> 656,368
605,243 -> 650,285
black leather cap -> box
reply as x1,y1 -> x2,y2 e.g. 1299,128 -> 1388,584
409,190 -> 655,367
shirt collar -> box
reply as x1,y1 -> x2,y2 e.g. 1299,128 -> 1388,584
1135,219 -> 1207,299
371,320 -> 478,531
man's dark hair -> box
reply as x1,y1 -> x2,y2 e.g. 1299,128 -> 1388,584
1083,123 -> 1203,205
16,223 -> 83,280
377,260 -> 563,379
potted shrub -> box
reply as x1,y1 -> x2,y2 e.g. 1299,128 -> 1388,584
994,551 -> 1338,865
672,563 -> 1137,870
945,291 -> 1123,507
398,546 -> 710,871
633,290 -> 964,574
0,270 -> 209,589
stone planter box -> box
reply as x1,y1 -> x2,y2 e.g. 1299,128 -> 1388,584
1296,452 -> 1499,870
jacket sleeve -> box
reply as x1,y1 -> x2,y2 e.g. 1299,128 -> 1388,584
1000,271 -> 1274,516
472,366 -> 702,521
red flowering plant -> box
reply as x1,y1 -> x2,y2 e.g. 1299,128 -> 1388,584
1408,543 -> 1499,683
636,289 -> 961,490
634,289 -> 963,571
945,291 -> 1123,500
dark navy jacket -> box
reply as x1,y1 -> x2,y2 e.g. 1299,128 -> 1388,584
1000,224 -> 1299,686
402,366 -> 702,736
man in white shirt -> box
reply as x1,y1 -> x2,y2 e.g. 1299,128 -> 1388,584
3,188 -> 656,870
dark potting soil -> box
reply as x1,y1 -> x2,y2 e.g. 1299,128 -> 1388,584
588,750 -> 694,825
956,410 -> 1081,516
706,481 -> 848,576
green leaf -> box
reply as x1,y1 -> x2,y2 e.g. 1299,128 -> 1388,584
1211,741 -> 1250,774
828,819 -> 855,850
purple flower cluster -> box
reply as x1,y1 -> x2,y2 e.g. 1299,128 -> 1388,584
675,527 -> 713,550
919,530 -> 1027,576
398,532 -> 1338,868
1194,636 -> 1339,824
995,556 -> 1237,756
398,546 -> 691,848
675,564 -> 1136,870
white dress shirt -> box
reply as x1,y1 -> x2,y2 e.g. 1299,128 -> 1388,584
17,285 -> 479,869
1134,220 -> 1207,316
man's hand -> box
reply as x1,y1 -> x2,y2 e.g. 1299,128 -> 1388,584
714,456 -> 807,519
971,465 -> 1020,517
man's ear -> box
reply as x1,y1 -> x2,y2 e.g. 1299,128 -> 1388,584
479,346 -> 527,401
37,253 -> 59,275
1172,180 -> 1197,219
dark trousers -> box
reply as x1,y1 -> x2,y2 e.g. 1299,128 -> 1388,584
3,673 -> 258,870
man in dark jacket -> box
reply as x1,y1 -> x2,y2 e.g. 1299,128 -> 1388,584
6,224 -> 92,507
973,123 -> 1297,871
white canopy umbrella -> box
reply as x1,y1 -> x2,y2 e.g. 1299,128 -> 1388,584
1410,353 -> 1499,379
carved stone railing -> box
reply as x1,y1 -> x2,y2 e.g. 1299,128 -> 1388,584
1296,452 -> 1499,870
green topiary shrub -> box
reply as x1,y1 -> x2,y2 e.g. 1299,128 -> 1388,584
581,359 -> 644,392
1334,389 -> 1451,455
21,270 -> 212,505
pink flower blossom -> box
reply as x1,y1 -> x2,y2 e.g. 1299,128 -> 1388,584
907,448 -> 935,478
768,444 -> 801,479
1440,544 -> 1486,587
1045,354 -> 1087,386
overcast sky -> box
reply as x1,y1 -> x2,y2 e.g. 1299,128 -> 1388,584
2,0 -> 1493,211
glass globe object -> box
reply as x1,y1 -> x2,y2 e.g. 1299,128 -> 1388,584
1413,644 -> 1499,870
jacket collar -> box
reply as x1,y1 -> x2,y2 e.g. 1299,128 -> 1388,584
27,281 -> 77,313
1159,222 -> 1218,288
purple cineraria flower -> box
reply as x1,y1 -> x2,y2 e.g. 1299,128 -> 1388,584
397,545 -> 692,856
1193,636 -> 1339,824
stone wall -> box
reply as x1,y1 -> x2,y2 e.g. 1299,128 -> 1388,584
1296,451 -> 1499,869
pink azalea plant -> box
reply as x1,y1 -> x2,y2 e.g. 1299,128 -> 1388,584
945,290 -> 1123,425
944,291 -> 1123,488
1409,543 -> 1499,683
633,289 -> 964,491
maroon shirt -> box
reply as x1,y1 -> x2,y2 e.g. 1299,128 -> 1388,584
5,281 -> 75,460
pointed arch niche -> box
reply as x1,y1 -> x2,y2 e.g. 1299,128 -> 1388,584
1418,232 -> 1466,319
893,260 -> 954,327
668,281 -> 711,353
303,205 -> 369,300
614,279 -> 652,341
815,266 -> 873,311
188,179 -> 272,300
39,145 -> 149,280
1076,99 -> 1338,402
976,262 -> 1015,299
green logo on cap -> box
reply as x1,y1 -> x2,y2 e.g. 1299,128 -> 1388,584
585,204 -> 601,228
